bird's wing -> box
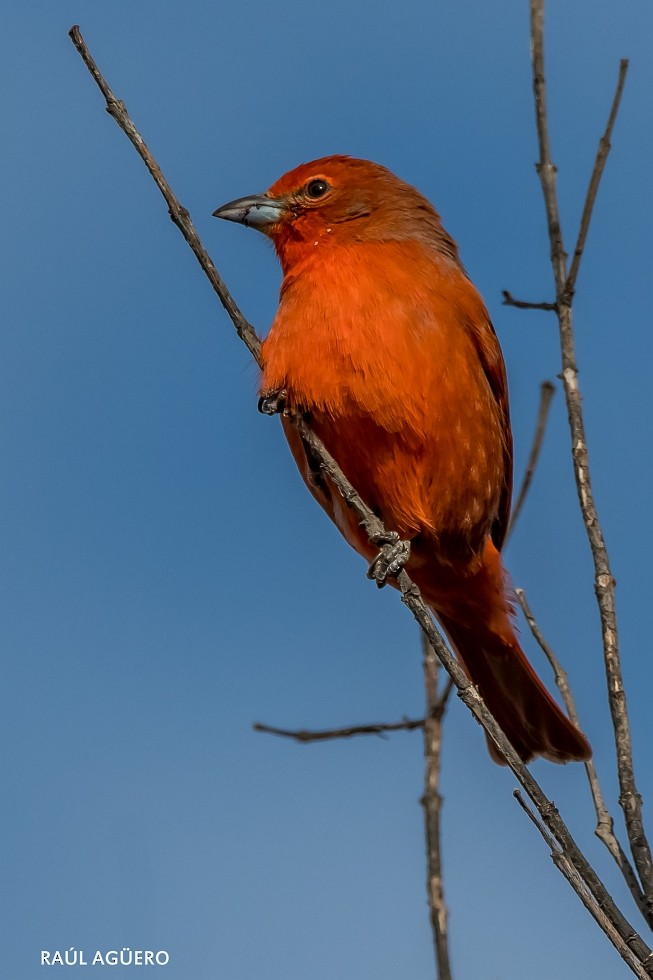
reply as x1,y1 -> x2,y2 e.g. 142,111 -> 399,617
464,306 -> 513,551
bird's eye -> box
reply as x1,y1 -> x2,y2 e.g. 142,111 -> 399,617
305,179 -> 330,199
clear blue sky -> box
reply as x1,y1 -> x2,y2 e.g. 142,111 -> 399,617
2,2 -> 652,977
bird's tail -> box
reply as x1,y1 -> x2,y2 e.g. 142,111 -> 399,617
437,611 -> 591,764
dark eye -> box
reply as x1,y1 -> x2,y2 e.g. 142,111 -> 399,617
305,178 -> 330,199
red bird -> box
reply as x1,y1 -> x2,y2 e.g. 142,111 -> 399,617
214,155 -> 590,764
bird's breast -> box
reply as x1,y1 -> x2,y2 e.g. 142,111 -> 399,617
262,243 -> 489,429
261,243 -> 507,551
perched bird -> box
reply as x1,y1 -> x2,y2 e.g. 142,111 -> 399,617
214,155 -> 591,764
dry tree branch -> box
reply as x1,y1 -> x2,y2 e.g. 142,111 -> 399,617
421,635 -> 454,980
502,290 -> 557,311
400,563 -> 652,974
68,27 -> 262,367
253,718 -> 424,741
255,644 -> 454,980
514,791 -> 651,980
516,589 -> 577,718
528,0 -> 653,916
505,380 -> 556,543
256,640 -> 454,979
69,24 -> 653,975
256,643 -> 454,977
564,59 -> 630,303
517,588 -> 651,927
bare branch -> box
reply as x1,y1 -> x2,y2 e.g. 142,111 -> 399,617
564,60 -> 629,302
529,1 -> 653,914
517,588 -> 652,927
514,792 -> 652,980
437,676 -> 455,712
68,26 -> 262,365
516,588 -> 575,710
401,570 -> 652,974
505,380 -> 556,543
530,1 -> 567,286
501,289 -> 557,311
69,25 -> 653,973
421,634 -> 453,980
253,718 -> 424,742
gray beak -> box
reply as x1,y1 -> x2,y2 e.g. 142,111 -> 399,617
212,194 -> 286,231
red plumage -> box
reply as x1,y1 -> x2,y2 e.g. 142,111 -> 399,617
216,155 -> 590,764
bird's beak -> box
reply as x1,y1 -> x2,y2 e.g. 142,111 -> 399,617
212,193 -> 286,232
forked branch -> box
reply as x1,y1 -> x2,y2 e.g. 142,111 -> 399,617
514,791 -> 651,980
517,588 -> 650,927
528,0 -> 653,918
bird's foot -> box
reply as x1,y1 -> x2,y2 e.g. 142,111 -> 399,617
367,532 -> 411,588
258,389 -> 288,416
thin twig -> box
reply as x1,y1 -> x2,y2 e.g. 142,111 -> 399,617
516,588 -> 651,927
502,289 -> 557,311
516,589 -> 577,715
564,59 -> 629,303
505,380 -> 556,543
514,792 -> 651,980
253,718 -> 424,742
421,635 -> 453,980
68,26 -> 262,366
530,1 -> 567,286
69,25 -> 653,974
529,1 -> 653,917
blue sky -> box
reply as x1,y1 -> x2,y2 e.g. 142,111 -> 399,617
2,1 -> 652,977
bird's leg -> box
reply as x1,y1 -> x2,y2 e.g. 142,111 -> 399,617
258,388 -> 288,416
367,531 -> 411,588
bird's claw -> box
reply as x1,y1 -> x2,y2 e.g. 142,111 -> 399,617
258,389 -> 288,416
367,533 -> 411,588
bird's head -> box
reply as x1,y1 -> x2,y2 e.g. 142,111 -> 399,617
213,155 -> 460,273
